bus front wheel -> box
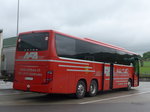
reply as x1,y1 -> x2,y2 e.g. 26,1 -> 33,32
126,79 -> 132,91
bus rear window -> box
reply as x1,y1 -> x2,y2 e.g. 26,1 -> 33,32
17,32 -> 49,51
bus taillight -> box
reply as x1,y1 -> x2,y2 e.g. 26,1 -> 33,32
45,71 -> 53,83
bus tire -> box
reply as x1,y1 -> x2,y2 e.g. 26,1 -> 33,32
88,80 -> 98,97
76,80 -> 86,99
126,79 -> 132,91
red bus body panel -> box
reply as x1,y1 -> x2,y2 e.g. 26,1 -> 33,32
13,30 -> 139,94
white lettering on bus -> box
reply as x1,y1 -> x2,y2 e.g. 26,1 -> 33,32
24,52 -> 38,59
115,68 -> 129,74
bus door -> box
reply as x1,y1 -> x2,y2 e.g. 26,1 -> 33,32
133,58 -> 139,87
103,63 -> 114,91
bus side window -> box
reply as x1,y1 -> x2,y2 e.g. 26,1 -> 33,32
85,56 -> 94,61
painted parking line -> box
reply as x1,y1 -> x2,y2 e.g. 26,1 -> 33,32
0,93 -> 23,96
79,91 -> 150,104
0,92 -> 31,96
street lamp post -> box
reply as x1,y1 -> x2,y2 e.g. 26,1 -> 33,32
16,0 -> 20,36
0,29 -> 3,77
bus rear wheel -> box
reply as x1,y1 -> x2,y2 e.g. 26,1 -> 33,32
88,80 -> 98,97
76,80 -> 86,99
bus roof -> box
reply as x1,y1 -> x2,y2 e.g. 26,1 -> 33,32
83,38 -> 137,55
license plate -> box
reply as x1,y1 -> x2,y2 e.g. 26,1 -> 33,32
25,77 -> 33,81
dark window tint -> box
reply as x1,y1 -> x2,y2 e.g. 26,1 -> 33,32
55,33 -> 135,65
55,34 -> 76,58
76,40 -> 116,63
76,40 -> 95,61
116,51 -> 133,65
17,32 -> 49,51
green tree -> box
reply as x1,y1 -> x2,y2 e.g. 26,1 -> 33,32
143,51 -> 150,60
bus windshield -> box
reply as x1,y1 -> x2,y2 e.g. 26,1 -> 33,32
17,32 -> 49,51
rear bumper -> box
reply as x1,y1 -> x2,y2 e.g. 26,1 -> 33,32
13,81 -> 52,93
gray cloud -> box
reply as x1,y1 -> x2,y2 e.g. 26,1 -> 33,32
0,0 -> 150,55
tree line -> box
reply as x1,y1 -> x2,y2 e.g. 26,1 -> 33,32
139,51 -> 150,67
143,51 -> 150,61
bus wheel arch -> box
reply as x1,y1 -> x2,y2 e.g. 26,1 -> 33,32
75,79 -> 87,99
88,79 -> 98,97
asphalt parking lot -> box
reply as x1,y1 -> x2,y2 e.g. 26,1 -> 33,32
0,82 -> 150,112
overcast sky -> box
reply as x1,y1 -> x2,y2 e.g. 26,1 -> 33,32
0,0 -> 150,55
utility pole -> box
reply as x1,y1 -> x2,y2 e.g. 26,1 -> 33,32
16,0 -> 20,35
0,29 -> 3,77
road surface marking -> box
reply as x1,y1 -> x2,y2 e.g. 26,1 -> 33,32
0,92 -> 31,96
80,91 -> 150,104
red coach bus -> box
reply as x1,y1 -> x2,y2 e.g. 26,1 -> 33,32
13,30 -> 139,98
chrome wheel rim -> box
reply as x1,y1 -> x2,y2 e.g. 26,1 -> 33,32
77,84 -> 85,96
90,84 -> 96,94
128,81 -> 131,89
